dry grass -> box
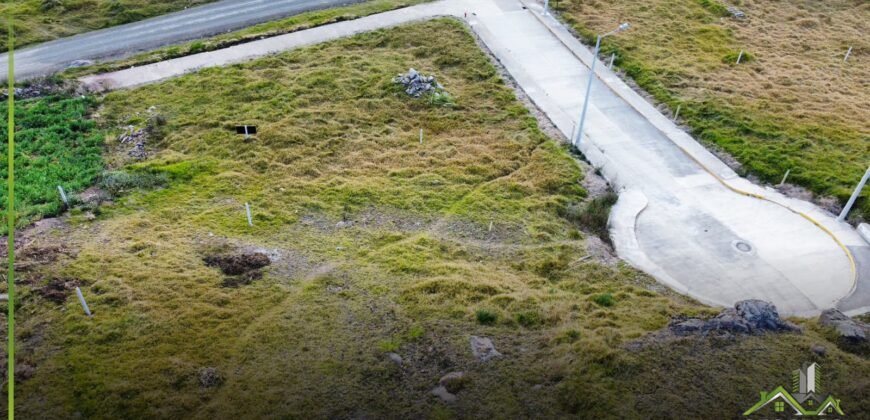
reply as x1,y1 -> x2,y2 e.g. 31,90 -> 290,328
554,0 -> 869,221
3,18 -> 868,419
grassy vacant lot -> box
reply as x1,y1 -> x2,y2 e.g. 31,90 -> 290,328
0,96 -> 103,233
554,0 -> 869,222
4,19 -> 869,418
0,0 -> 215,51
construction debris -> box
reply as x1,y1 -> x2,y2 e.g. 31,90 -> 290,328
726,5 -> 746,19
393,68 -> 444,97
118,126 -> 149,160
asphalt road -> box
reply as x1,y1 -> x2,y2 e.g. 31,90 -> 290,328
0,0 -> 362,81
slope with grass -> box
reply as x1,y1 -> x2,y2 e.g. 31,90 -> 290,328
552,0 -> 869,222
0,0 -> 216,51
4,18 -> 869,418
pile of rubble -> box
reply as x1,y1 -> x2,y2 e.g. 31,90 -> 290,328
0,80 -> 65,100
726,5 -> 746,19
393,68 -> 443,97
118,126 -> 149,160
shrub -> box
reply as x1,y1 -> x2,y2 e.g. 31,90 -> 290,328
515,310 -> 542,328
428,91 -> 456,107
476,309 -> 498,325
592,293 -> 616,307
100,170 -> 168,197
565,192 -> 618,245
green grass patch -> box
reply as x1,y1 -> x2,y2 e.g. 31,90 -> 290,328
0,96 -> 103,232
592,292 -> 616,307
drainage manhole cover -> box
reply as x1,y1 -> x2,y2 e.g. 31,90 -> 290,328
732,240 -> 753,254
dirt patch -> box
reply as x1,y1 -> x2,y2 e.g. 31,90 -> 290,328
37,278 -> 82,304
204,253 -> 270,276
204,252 -> 271,288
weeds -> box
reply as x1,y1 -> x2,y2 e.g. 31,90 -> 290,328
99,170 -> 168,197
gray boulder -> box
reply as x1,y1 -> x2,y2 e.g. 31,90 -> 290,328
470,336 -> 502,362
669,300 -> 798,336
819,309 -> 868,344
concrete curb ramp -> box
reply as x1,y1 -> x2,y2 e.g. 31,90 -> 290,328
79,0 -> 870,316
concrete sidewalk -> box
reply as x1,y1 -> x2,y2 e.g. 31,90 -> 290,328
79,0 -> 870,316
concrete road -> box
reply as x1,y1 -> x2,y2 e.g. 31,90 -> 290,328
77,0 -> 870,316
0,0 -> 363,81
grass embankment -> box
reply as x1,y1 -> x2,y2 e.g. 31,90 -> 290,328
0,0 -> 216,51
0,96 -> 103,233
553,0 -> 869,222
62,0 -> 429,79
5,19 -> 869,419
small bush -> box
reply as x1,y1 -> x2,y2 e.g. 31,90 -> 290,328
476,309 -> 498,325
100,170 -> 168,197
565,192 -> 618,244
428,91 -> 456,107
515,310 -> 542,328
592,293 -> 616,307
557,329 -> 581,344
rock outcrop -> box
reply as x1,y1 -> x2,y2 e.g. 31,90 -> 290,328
819,309 -> 869,356
670,300 -> 799,336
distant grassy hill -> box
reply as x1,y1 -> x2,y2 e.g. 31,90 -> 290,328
554,0 -> 869,222
0,0 -> 216,51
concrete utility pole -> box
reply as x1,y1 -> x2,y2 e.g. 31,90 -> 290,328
573,23 -> 630,147
838,165 -> 870,222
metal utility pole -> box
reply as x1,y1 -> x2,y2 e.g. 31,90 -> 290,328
573,23 -> 630,147
838,165 -> 870,222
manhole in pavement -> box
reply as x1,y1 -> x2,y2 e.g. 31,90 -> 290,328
732,240 -> 754,254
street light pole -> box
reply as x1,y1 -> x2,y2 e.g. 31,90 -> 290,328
838,165 -> 870,222
573,23 -> 630,147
